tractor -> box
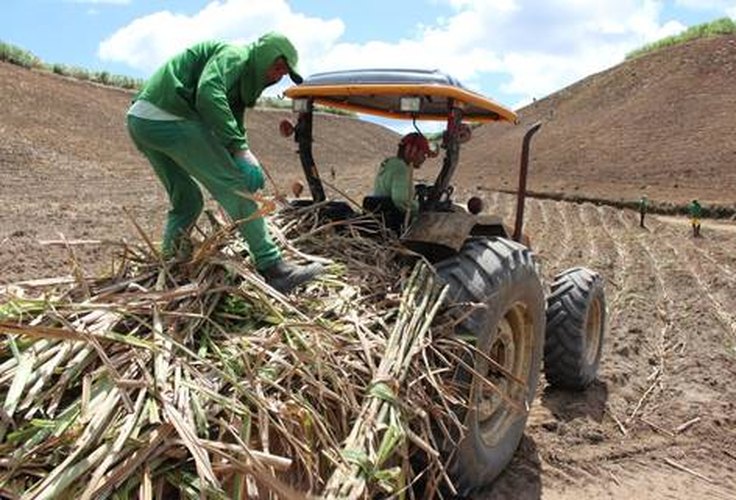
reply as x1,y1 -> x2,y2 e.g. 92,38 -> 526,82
280,69 -> 607,494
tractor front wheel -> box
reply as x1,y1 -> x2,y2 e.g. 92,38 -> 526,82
544,267 -> 606,390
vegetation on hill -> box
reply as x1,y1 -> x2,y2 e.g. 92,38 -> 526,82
626,17 -> 736,60
0,40 -> 354,116
0,40 -> 142,89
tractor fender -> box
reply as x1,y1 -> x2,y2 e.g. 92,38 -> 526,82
401,210 -> 481,261
402,211 -> 519,260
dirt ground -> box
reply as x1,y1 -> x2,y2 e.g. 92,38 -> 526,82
1,56 -> 736,499
472,193 -> 736,499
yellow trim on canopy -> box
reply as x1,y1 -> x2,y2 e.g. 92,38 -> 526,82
284,83 -> 517,123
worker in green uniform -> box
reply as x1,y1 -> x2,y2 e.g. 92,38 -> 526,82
370,132 -> 432,231
126,32 -> 321,294
638,195 -> 649,228
688,199 -> 702,237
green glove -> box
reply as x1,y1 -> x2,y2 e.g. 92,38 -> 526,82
234,154 -> 265,192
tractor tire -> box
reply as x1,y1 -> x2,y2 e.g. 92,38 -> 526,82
435,237 -> 545,495
544,267 -> 606,390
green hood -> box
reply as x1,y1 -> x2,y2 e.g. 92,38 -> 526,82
240,32 -> 302,106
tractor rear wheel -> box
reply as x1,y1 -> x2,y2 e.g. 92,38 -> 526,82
544,267 -> 606,390
435,237 -> 545,494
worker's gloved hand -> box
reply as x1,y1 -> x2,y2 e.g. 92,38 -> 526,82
233,150 -> 265,192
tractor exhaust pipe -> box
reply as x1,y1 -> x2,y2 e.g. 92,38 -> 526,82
513,121 -> 542,243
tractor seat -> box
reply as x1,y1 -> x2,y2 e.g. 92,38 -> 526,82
362,196 -> 405,234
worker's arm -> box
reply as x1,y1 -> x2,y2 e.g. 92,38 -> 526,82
196,46 -> 248,152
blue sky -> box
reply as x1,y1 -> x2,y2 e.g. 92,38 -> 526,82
2,0 -> 734,131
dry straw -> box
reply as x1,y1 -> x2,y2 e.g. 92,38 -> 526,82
0,205 -> 477,499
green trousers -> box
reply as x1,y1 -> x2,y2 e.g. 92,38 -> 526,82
126,115 -> 281,270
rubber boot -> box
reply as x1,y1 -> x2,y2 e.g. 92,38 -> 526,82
259,260 -> 323,294
162,234 -> 194,261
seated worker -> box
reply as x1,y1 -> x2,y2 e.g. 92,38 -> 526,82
367,132 -> 432,231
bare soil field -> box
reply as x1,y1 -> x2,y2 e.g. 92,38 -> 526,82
1,35 -> 736,499
472,192 -> 736,499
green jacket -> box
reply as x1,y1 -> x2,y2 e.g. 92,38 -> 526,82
135,32 -> 299,152
373,157 -> 419,213
688,201 -> 702,217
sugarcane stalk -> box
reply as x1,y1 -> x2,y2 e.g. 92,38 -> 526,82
46,345 -> 97,416
88,424 -> 175,499
0,338 -> 60,384
28,443 -> 112,500
23,389 -> 121,498
17,341 -> 80,414
161,398 -> 220,490
1,209 -> 472,499
0,350 -> 36,442
322,262 -> 447,499
80,387 -> 148,500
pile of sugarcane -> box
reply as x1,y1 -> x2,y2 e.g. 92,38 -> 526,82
0,205 -> 474,499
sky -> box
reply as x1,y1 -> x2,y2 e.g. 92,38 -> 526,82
2,1 -> 735,132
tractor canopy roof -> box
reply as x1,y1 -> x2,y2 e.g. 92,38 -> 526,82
283,69 -> 517,124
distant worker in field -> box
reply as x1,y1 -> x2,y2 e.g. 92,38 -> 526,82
638,195 -> 649,228
688,199 -> 703,237
125,32 -> 322,294
367,132 -> 433,231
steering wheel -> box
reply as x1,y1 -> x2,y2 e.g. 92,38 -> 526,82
415,183 -> 432,208
414,183 -> 454,211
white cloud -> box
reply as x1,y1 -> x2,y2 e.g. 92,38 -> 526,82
100,0 -> 730,108
412,0 -> 690,104
312,37 -> 501,83
98,0 -> 344,73
311,0 -> 691,104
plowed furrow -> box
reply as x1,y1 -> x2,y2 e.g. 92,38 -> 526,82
526,199 -> 565,275
642,228 -> 734,344
617,232 -> 674,425
487,191 -> 514,225
521,197 -> 544,238
634,231 -> 736,431
594,205 -> 628,311
661,239 -> 736,341
580,203 -> 623,277
479,202 -> 736,500
545,202 -> 576,275
486,190 -> 502,216
539,444 -> 736,500
575,203 -> 598,265
656,216 -> 736,280
679,231 -> 736,285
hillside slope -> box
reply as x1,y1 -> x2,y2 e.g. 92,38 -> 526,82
459,35 -> 736,211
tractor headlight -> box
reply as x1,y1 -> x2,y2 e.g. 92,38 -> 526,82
400,96 -> 421,112
292,98 -> 310,113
